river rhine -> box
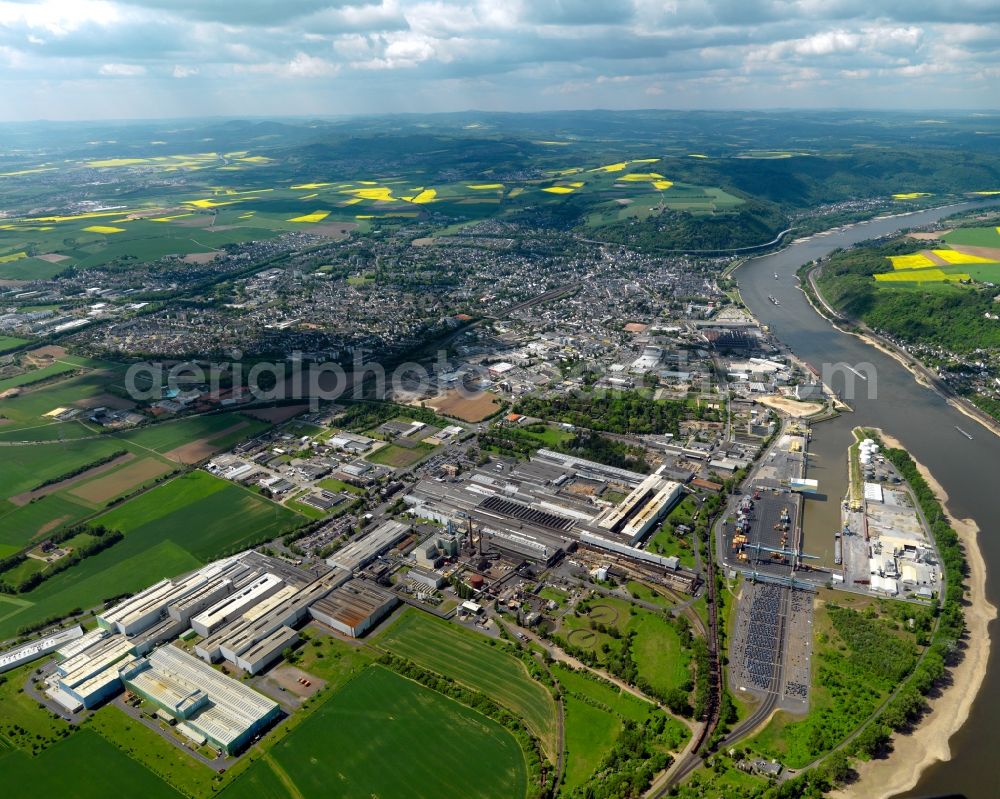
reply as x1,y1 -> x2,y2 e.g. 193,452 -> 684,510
734,201 -> 1000,799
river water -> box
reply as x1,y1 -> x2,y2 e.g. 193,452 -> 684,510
733,202 -> 1000,799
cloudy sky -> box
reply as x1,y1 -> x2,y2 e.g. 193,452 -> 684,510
0,0 -> 997,120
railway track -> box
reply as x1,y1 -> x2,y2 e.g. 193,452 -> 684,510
656,518 -> 724,792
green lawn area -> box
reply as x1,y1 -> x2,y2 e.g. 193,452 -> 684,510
0,662 -> 71,752
294,627 -> 378,687
85,706 -> 217,798
366,441 -> 436,468
646,496 -> 699,567
539,586 -> 570,607
626,580 -> 677,610
561,695 -> 622,793
221,665 -> 527,799
93,471 -> 303,561
645,525 -> 697,568
0,730 -> 182,799
375,608 -> 558,757
509,423 -> 575,449
556,598 -> 694,701
552,664 -> 656,723
317,477 -> 364,494
631,613 -> 691,696
673,761 -> 766,799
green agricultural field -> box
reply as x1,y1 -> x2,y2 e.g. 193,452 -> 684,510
0,360 -> 79,392
376,609 -> 558,756
0,472 -> 301,636
0,493 -> 95,553
943,226 -> 1000,249
222,665 -> 527,799
0,436 -> 125,501
0,365 -> 131,438
117,412 -> 268,454
0,436 -> 135,551
0,538 -> 199,637
0,730 -> 182,799
562,695 -> 622,793
0,335 -> 29,353
92,471 -> 303,561
0,257 -> 70,280
937,262 -> 1000,282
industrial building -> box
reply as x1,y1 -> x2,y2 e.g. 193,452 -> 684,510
190,573 -> 285,637
50,633 -> 134,709
326,520 -> 411,571
195,568 -> 349,666
121,645 -> 280,754
309,581 -> 398,637
596,469 -> 684,544
234,626 -> 299,675
0,626 -> 84,674
403,449 -> 680,566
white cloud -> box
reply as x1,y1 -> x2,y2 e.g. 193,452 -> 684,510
98,62 -> 145,76
0,0 -> 996,117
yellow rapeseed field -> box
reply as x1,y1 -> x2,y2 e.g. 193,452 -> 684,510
185,198 -> 241,208
932,249 -> 998,265
619,173 -> 665,181
83,225 -> 126,234
0,166 -> 58,177
892,192 -> 931,200
288,211 -> 330,223
875,269 -> 967,283
407,189 -> 437,203
652,180 -> 674,190
592,162 -> 627,172
467,184 -> 503,190
888,254 -> 936,269
30,210 -> 132,223
542,186 -> 575,194
0,251 -> 27,263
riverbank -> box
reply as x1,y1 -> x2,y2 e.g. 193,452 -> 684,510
802,264 -> 1000,440
830,430 -> 996,799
